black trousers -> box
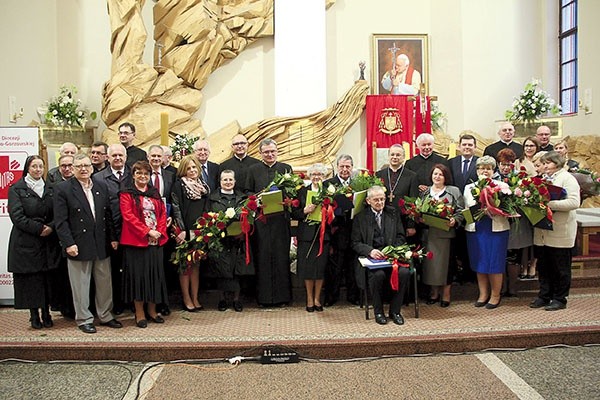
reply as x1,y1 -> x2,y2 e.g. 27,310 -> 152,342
536,246 -> 572,305
369,267 -> 411,315
324,245 -> 359,303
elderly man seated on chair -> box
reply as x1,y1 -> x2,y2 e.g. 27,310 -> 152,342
351,185 -> 410,325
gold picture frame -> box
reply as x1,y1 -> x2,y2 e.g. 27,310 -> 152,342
371,34 -> 429,95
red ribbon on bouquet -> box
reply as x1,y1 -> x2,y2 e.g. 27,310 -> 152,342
479,186 -> 511,218
316,201 -> 336,256
390,259 -> 410,291
240,207 -> 253,265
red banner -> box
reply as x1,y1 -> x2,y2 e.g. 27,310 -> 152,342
415,95 -> 432,135
366,95 -> 414,171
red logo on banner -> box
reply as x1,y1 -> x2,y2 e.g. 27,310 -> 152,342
0,156 -> 20,200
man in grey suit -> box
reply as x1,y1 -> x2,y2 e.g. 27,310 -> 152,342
54,154 -> 122,333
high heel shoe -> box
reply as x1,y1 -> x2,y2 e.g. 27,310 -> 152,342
474,297 -> 490,307
314,305 -> 324,312
306,306 -> 315,312
136,319 -> 148,328
485,298 -> 502,309
148,315 -> 165,324
182,303 -> 198,312
426,297 -> 440,305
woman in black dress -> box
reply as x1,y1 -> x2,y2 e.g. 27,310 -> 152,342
292,163 -> 330,312
207,170 -> 254,312
171,155 -> 210,312
8,155 -> 61,329
120,161 -> 169,328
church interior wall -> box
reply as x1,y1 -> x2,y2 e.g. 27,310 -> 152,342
0,0 -> 598,169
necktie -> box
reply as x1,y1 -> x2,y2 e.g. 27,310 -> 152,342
117,170 -> 123,181
153,171 -> 161,194
462,159 -> 470,177
201,164 -> 209,183
375,212 -> 382,229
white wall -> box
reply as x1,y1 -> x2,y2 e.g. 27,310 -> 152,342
1,0 -> 599,168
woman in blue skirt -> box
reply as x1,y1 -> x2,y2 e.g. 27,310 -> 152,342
463,156 -> 510,309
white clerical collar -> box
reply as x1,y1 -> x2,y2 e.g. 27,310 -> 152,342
220,189 -> 234,194
234,154 -> 247,161
500,140 -> 513,145
420,153 -> 432,159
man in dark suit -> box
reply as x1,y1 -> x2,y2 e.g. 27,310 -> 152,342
148,144 -> 176,315
448,133 -> 479,283
193,139 -> 219,192
483,122 -> 523,160
93,144 -> 129,315
54,154 -> 122,333
405,133 -> 449,193
448,133 -> 479,193
323,154 -> 360,306
118,122 -> 148,168
351,185 -> 410,325
376,144 -> 419,238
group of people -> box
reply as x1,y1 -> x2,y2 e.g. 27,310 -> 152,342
7,121 -> 581,331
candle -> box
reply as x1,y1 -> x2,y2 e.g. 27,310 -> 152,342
448,142 -> 456,158
160,111 -> 169,145
402,141 -> 411,159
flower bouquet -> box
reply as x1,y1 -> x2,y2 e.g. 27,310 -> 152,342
44,85 -> 92,128
170,134 -> 199,164
505,79 -> 561,123
305,182 -> 338,256
381,244 -> 433,291
513,174 -> 553,226
469,177 -> 521,221
571,168 -> 600,199
399,195 -> 456,231
346,169 -> 385,192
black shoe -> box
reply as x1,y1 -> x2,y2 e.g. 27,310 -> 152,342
41,314 -> 53,328
148,315 -> 165,323
440,301 -> 450,308
159,305 -> 171,316
426,297 -> 440,305
30,316 -> 43,330
233,301 -> 243,312
100,319 -> 123,329
78,323 -> 97,334
218,300 -> 228,311
389,313 -> 404,325
136,319 -> 148,328
485,300 -> 501,309
182,303 -> 198,312
474,297 -> 490,307
375,313 -> 387,325
314,305 -> 324,312
529,298 -> 550,308
544,300 -> 566,311
306,306 -> 315,312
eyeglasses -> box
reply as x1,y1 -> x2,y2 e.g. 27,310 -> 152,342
73,164 -> 92,169
232,142 -> 248,146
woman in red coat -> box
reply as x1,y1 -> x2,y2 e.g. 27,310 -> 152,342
120,161 -> 169,328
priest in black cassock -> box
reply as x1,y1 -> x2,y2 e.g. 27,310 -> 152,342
245,138 -> 293,306
483,122 -> 524,160
375,144 -> 419,238
219,134 -> 260,193
405,133 -> 448,192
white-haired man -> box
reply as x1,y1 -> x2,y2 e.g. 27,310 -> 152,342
47,142 -> 78,184
381,53 -> 422,95
405,133 -> 448,192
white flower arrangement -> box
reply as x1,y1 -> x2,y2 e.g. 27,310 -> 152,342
44,85 -> 90,128
505,79 -> 561,123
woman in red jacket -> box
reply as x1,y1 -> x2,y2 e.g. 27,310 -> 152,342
120,161 -> 169,328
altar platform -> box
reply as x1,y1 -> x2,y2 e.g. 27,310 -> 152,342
1,270 -> 599,363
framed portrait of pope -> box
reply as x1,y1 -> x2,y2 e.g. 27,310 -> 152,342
371,34 -> 429,96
